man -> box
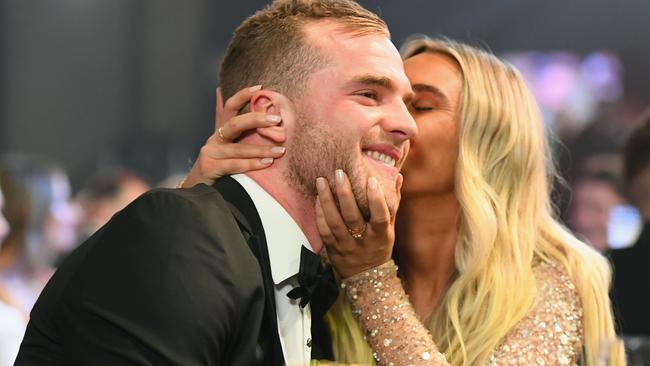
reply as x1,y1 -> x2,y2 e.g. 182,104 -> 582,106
15,0 -> 416,365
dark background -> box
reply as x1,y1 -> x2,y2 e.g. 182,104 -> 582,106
1,0 -> 649,190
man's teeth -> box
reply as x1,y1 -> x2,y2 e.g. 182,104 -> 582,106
364,151 -> 396,167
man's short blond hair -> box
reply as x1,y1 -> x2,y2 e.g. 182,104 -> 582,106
219,0 -> 388,103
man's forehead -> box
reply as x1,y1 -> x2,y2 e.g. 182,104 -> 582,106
303,19 -> 388,45
305,21 -> 410,92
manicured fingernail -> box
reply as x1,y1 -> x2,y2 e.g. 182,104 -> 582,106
368,177 -> 378,190
316,177 -> 326,192
249,85 -> 262,92
271,146 -> 285,154
266,114 -> 282,124
260,158 -> 273,165
335,169 -> 345,186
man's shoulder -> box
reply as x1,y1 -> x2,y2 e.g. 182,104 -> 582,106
130,184 -> 227,215
116,184 -> 239,236
145,183 -> 219,199
60,183 -> 256,275
22,187 -> 268,366
47,183 -> 263,311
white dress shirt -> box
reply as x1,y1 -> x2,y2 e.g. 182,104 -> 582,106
232,174 -> 313,366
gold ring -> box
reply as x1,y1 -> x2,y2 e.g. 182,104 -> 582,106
348,224 -> 367,239
217,127 -> 227,141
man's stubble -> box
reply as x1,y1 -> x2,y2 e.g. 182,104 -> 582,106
284,108 -> 399,220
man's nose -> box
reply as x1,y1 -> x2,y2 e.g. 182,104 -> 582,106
382,100 -> 418,141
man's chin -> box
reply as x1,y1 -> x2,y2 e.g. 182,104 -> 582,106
355,166 -> 399,215
363,155 -> 400,178
384,192 -> 399,217
372,178 -> 400,211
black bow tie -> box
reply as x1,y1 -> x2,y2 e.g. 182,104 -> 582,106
287,246 -> 339,315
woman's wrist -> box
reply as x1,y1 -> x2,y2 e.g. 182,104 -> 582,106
340,260 -> 396,286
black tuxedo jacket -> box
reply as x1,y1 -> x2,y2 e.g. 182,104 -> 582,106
15,177 -> 331,365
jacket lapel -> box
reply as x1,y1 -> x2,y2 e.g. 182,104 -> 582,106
214,177 -> 285,366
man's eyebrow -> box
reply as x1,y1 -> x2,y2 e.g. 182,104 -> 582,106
350,74 -> 395,90
412,83 -> 449,104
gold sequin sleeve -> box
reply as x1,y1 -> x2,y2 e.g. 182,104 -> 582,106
341,260 -> 583,366
488,261 -> 583,366
341,260 -> 449,366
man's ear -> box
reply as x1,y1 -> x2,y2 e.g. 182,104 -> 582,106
249,90 -> 292,144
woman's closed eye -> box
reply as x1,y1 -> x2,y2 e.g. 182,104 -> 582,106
409,94 -> 446,112
409,101 -> 436,112
411,104 -> 434,111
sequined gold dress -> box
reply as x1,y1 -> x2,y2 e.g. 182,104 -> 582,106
340,260 -> 583,366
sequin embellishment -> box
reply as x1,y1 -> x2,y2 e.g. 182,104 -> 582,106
341,260 -> 583,366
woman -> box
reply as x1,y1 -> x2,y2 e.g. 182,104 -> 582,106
182,37 -> 623,365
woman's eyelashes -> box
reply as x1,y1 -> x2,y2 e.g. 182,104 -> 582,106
411,104 -> 434,111
409,95 -> 441,112
409,101 -> 435,112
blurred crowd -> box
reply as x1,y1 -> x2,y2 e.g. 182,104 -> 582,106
1,109 -> 649,363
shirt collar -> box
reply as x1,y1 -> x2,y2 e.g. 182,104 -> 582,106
231,174 -> 312,285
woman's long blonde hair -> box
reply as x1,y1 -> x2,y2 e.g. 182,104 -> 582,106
325,36 -> 624,366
